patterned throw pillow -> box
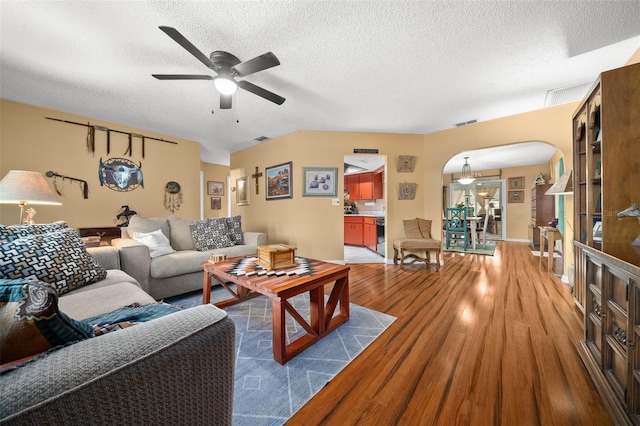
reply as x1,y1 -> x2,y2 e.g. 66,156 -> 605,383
0,279 -> 94,364
189,218 -> 233,251
0,228 -> 107,295
226,215 -> 244,245
0,221 -> 68,243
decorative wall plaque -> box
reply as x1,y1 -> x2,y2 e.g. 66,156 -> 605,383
397,155 -> 416,172
398,182 -> 416,200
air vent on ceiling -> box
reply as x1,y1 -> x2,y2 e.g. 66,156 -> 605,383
254,136 -> 270,142
454,119 -> 478,127
544,81 -> 593,107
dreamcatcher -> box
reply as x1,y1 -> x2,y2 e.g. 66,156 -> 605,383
165,181 -> 183,213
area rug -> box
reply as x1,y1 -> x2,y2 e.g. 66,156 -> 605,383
443,241 -> 496,255
166,287 -> 395,425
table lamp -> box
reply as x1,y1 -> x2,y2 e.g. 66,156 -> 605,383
0,170 -> 62,224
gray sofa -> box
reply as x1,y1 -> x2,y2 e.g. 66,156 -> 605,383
112,215 -> 267,300
1,246 -> 235,426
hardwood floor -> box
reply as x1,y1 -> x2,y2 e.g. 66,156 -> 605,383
288,241 -> 611,425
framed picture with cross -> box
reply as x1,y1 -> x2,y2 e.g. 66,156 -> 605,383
265,161 -> 293,200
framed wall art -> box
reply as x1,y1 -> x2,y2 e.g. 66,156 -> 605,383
210,197 -> 221,210
265,161 -> 293,200
508,190 -> 524,203
207,181 -> 224,196
236,176 -> 249,206
303,167 -> 337,197
508,176 -> 525,190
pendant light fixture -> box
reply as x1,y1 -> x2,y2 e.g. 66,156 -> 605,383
458,157 -> 476,185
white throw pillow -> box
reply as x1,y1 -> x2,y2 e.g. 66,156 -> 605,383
133,229 -> 175,258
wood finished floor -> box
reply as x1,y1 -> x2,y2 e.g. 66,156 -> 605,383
288,241 -> 611,425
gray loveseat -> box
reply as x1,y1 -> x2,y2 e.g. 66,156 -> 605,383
0,244 -> 235,426
112,215 -> 267,300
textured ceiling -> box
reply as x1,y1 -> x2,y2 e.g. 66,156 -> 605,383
1,1 -> 639,167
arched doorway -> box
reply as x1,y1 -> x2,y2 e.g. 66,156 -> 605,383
443,141 -> 558,242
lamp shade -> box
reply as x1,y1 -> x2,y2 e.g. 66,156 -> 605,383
0,170 -> 61,205
0,170 -> 62,223
545,170 -> 573,195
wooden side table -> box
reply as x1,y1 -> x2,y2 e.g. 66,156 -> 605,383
539,226 -> 562,273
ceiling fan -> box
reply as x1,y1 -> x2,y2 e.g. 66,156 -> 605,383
152,26 -> 285,109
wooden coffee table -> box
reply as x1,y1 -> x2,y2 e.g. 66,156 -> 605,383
202,256 -> 350,364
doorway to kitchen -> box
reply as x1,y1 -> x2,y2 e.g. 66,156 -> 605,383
343,155 -> 386,263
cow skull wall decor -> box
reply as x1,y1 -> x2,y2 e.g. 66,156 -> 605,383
98,157 -> 144,192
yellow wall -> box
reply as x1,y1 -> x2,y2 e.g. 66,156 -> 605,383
230,131 -> 424,260
626,47 -> 640,65
1,98 -> 578,265
0,99 -> 204,227
202,162 -> 231,219
230,102 -> 578,261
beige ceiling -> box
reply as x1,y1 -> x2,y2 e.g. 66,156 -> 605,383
1,1 -> 639,166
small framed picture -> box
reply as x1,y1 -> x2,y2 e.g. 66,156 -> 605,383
207,181 -> 224,196
210,197 -> 221,210
303,167 -> 337,197
508,190 -> 524,203
265,161 -> 293,200
236,176 -> 249,206
508,176 -> 525,190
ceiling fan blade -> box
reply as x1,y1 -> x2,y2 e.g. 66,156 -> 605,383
220,94 -> 232,109
152,74 -> 213,80
237,80 -> 285,105
232,52 -> 280,77
159,26 -> 217,71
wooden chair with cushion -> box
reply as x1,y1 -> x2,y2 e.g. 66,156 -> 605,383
393,218 -> 442,270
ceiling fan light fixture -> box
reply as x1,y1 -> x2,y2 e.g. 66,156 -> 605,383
214,76 -> 238,95
458,157 -> 476,185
